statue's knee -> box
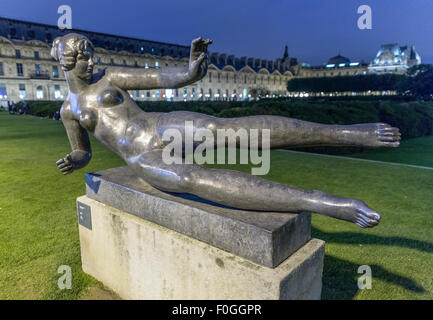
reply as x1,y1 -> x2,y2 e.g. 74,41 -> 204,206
178,171 -> 195,191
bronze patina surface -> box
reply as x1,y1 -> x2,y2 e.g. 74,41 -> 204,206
55,33 -> 401,228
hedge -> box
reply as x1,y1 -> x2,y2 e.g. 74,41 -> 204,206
16,99 -> 433,140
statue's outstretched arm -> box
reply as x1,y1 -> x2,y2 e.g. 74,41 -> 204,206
106,37 -> 212,90
56,107 -> 92,175
106,65 -> 199,90
127,150 -> 381,228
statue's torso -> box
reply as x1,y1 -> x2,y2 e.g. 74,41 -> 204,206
62,76 -> 164,160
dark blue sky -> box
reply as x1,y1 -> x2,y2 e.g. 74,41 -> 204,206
1,0 -> 432,65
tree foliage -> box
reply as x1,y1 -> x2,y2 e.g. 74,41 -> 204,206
287,74 -> 405,93
397,64 -> 433,100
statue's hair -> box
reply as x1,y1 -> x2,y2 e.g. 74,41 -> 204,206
51,33 -> 94,71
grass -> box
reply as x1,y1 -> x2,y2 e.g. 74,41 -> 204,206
0,111 -> 432,299
344,135 -> 433,168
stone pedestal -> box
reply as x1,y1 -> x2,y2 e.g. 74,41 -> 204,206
78,166 -> 325,300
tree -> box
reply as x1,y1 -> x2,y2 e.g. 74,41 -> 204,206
398,64 -> 433,100
287,74 -> 405,93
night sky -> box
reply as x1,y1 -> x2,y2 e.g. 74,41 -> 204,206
1,0 -> 432,65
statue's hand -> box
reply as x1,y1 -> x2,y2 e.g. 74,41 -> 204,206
188,37 -> 212,81
56,150 -> 91,175
56,154 -> 74,175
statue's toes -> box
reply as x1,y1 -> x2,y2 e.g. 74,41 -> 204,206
356,206 -> 381,228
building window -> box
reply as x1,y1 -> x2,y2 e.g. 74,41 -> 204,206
35,64 -> 41,75
19,84 -> 26,99
0,62 -> 3,76
155,61 -> 159,69
123,60 -> 127,66
146,91 -> 150,97
209,72 -> 212,82
17,63 -> 24,76
36,86 -> 44,99
134,61 -> 138,68
34,51 -> 40,60
145,63 -> 149,69
52,66 -> 59,78
54,85 -> 62,99
0,83 -> 7,99
226,73 -> 229,83
244,75 -> 247,84
16,50 -> 21,59
136,90 -> 140,98
218,73 -> 221,83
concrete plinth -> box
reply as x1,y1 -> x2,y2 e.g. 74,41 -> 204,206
78,166 -> 325,300
77,195 -> 325,300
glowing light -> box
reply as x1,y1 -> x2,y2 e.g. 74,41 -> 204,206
165,89 -> 173,99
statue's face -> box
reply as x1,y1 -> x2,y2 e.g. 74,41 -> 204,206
70,48 -> 94,83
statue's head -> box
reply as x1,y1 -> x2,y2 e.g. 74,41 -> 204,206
51,33 -> 94,82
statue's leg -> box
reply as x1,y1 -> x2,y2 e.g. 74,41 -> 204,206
156,111 -> 401,149
128,150 -> 381,228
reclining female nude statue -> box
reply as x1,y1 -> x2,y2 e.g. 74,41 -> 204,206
54,33 -> 401,228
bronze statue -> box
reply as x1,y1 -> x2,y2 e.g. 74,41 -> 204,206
54,33 -> 401,228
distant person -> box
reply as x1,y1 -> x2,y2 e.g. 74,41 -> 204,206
22,101 -> 29,115
53,111 -> 61,121
10,102 -> 16,114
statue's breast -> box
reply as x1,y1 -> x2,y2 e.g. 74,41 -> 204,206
97,88 -> 124,107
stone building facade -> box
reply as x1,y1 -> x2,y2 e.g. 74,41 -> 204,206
297,54 -> 370,79
368,44 -> 421,74
0,17 -> 293,106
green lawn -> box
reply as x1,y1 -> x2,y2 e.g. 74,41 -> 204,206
345,135 -> 433,168
1,112 -> 432,300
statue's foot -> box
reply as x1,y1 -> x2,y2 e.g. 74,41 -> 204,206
342,123 -> 401,147
345,200 -> 381,228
